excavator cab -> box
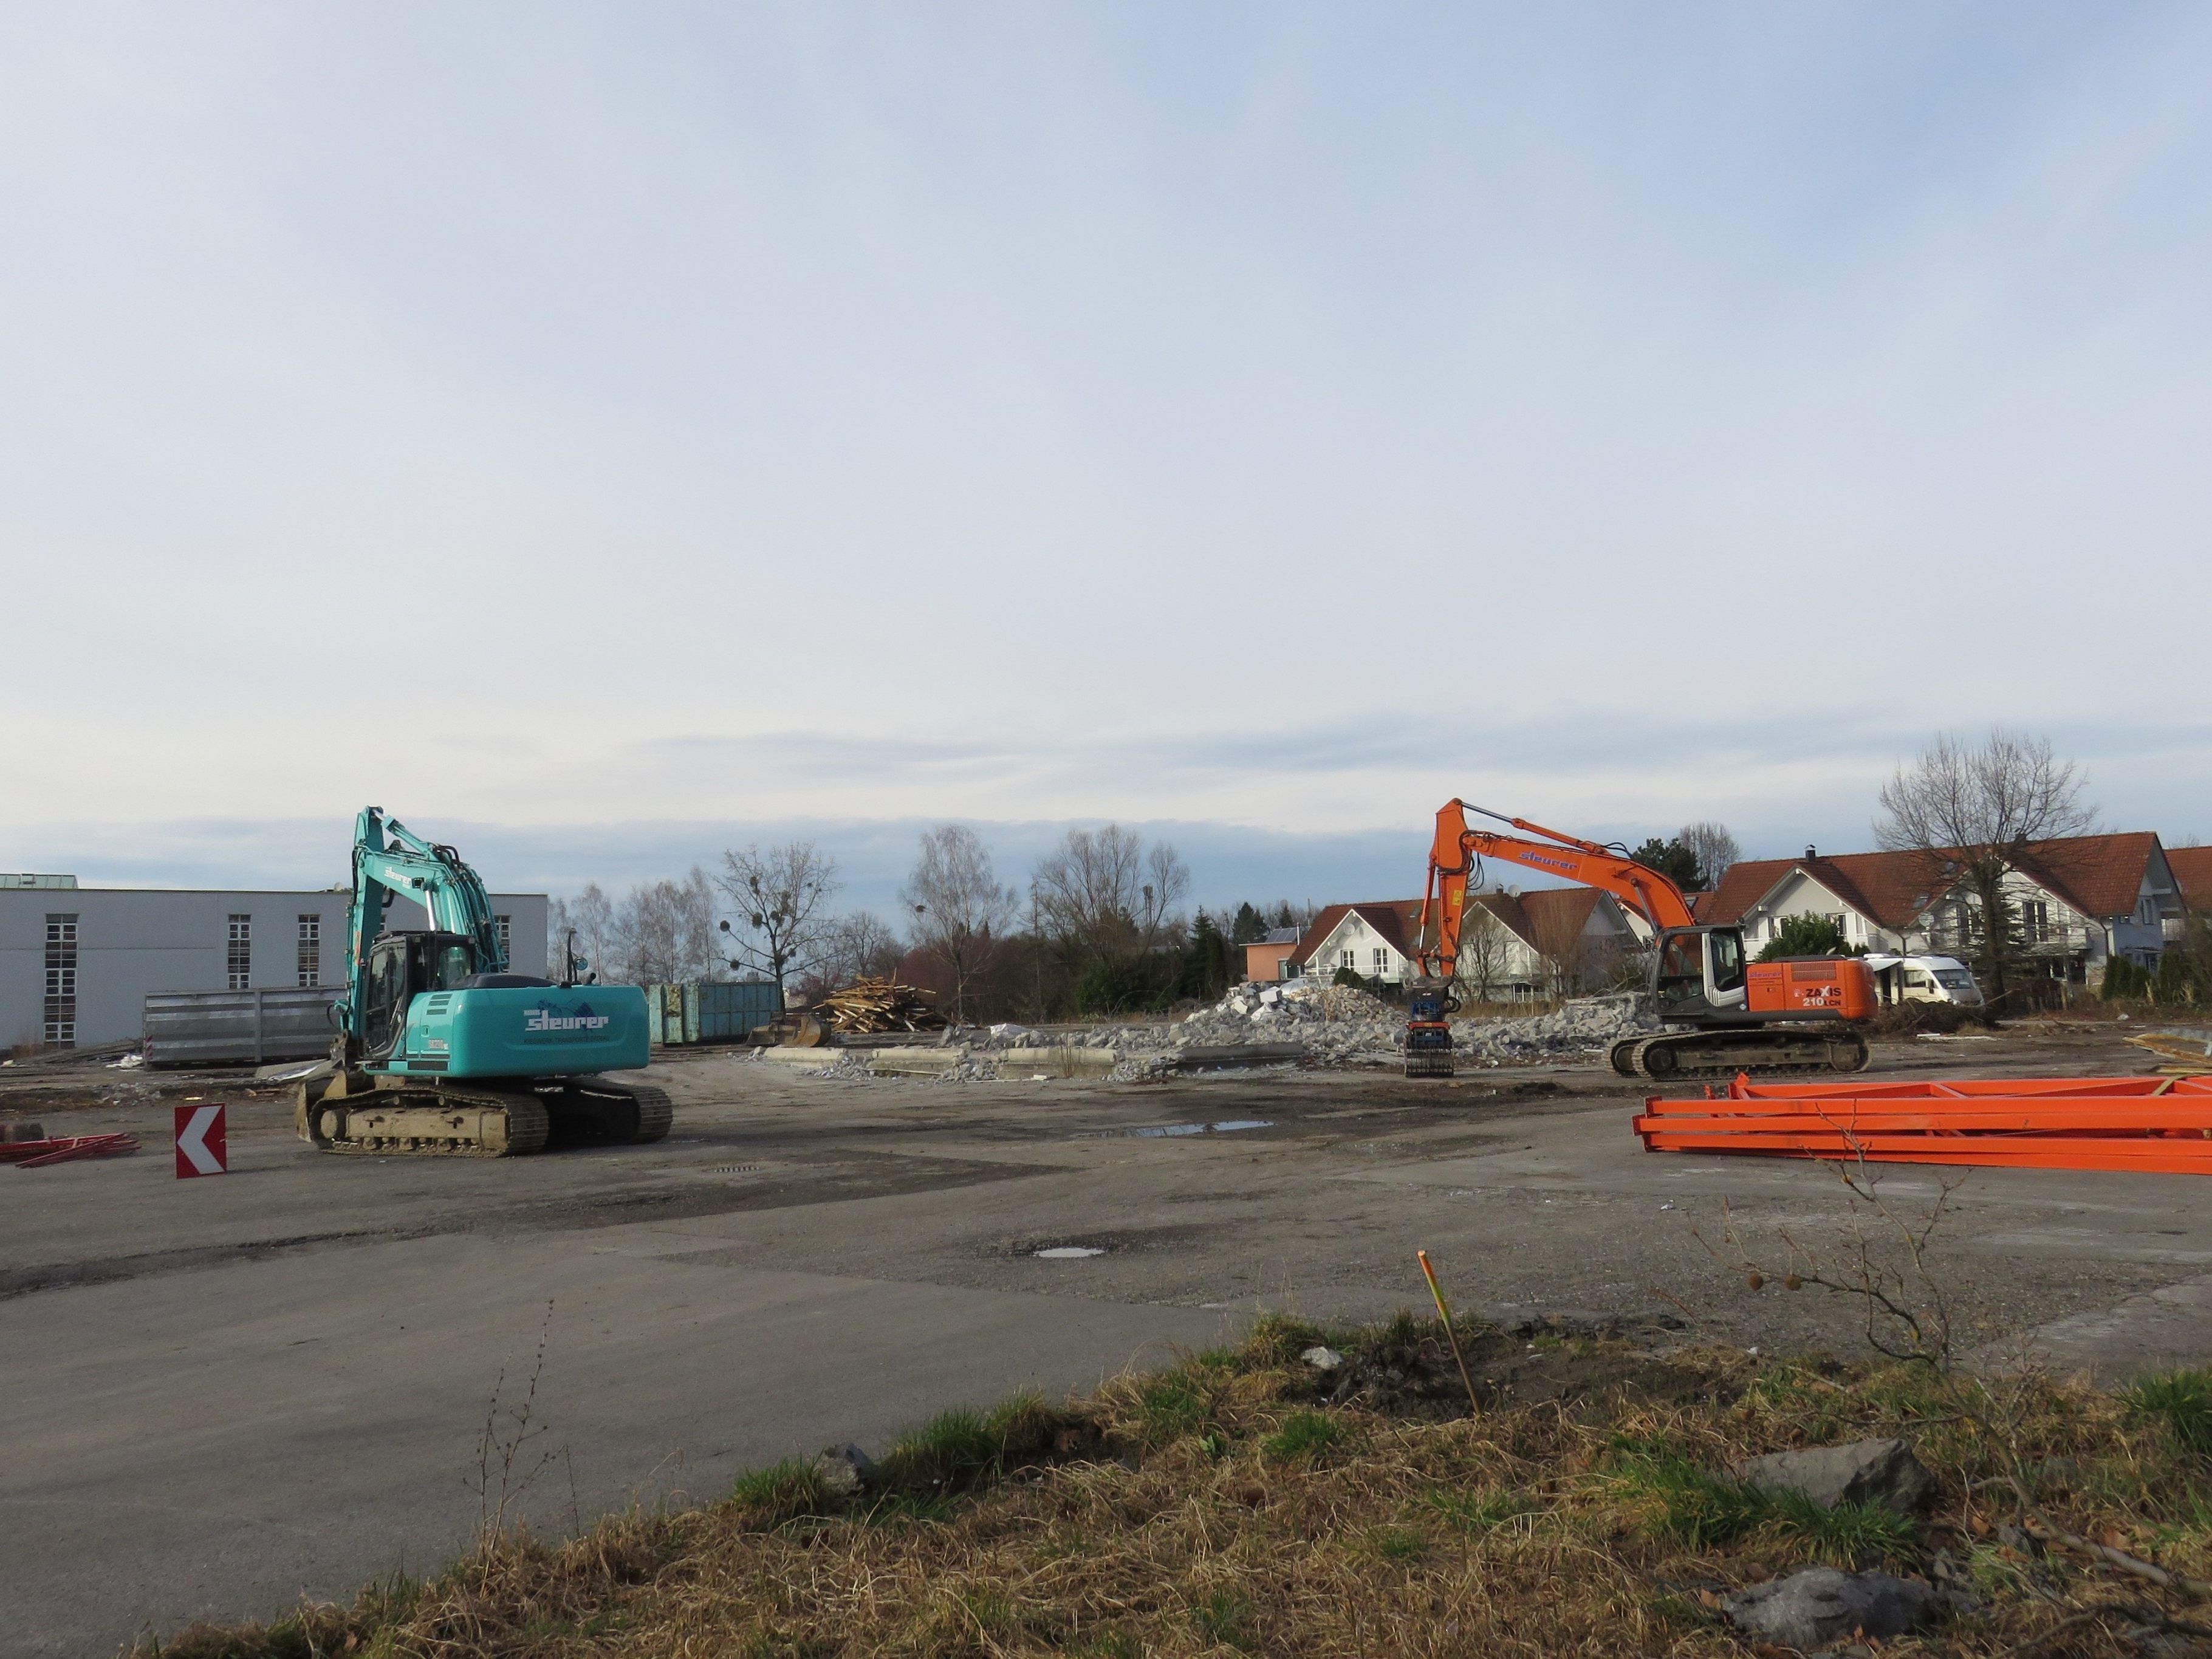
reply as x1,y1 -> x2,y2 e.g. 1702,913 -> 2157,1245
358,932 -> 481,1061
1651,926 -> 1750,1022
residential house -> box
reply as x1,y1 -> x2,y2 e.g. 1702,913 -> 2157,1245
1701,835 -> 2186,988
1241,927 -> 1302,983
1285,889 -> 1638,996
2168,846 -> 2212,915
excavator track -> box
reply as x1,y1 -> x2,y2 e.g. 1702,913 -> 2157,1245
1608,1030 -> 1870,1083
298,1075 -> 674,1157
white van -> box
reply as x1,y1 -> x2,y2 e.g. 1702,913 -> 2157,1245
1863,954 -> 1985,1008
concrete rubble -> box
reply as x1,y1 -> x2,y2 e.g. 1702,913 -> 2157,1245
1722,1567 -> 1940,1649
755,979 -> 1656,1082
1733,1437 -> 1934,1513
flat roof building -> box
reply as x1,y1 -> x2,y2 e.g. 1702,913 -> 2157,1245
0,883 -> 548,1052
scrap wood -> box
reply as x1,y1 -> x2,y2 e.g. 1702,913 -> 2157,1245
6,1133 -> 140,1169
813,977 -> 947,1035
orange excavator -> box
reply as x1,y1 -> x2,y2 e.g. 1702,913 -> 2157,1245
1404,801 -> 1876,1081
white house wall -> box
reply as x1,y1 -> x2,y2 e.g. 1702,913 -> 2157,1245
0,889 -> 548,1050
1309,914 -> 1413,983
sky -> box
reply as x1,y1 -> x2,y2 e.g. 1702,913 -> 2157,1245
3,4 -> 2209,920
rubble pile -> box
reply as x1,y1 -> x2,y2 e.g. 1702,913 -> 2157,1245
1104,980 -> 1656,1069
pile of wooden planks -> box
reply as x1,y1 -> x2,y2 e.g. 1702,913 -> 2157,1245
815,977 -> 947,1035
1635,1075 -> 2212,1174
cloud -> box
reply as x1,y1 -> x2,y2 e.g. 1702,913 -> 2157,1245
1,5 -> 2208,852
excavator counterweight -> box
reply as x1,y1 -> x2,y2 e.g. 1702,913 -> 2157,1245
1406,801 -> 1874,1082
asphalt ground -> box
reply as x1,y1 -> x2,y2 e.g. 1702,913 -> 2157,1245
4,1019 -> 2209,1657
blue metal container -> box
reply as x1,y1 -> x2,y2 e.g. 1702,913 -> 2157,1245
645,980 -> 783,1045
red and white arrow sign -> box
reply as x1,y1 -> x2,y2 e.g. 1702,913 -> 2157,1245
174,1103 -> 227,1178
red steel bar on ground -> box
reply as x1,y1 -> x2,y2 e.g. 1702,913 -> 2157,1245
4,1135 -> 141,1169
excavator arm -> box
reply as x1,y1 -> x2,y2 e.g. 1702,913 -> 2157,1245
340,807 -> 507,1046
1415,800 -> 1696,977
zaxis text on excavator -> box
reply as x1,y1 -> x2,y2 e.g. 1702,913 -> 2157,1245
1404,801 -> 1875,1081
295,808 -> 673,1157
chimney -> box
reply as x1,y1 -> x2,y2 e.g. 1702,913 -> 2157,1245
1805,845 -> 1818,861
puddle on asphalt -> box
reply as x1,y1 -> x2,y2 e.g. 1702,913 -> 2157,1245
1034,1246 -> 1106,1259
1077,1119 -> 1273,1140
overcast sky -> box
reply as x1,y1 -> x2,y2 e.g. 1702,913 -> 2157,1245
4,4 -> 2208,913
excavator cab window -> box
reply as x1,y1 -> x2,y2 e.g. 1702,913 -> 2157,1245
1656,932 -> 1707,1015
361,937 -> 409,1056
430,940 -> 476,991
1708,928 -> 1746,994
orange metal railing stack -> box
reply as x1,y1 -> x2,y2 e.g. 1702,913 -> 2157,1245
1634,1075 -> 2212,1174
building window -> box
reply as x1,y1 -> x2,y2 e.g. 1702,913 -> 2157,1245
2022,900 -> 2050,943
1340,948 -> 1354,971
1372,947 -> 1388,974
297,915 -> 321,986
227,914 -> 252,990
495,914 -> 512,966
43,913 -> 78,1047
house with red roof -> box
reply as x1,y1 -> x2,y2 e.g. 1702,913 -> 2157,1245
1700,834 -> 2186,988
2168,846 -> 2212,915
1284,888 -> 1638,996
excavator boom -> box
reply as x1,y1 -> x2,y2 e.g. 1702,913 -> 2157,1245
1417,800 -> 1695,977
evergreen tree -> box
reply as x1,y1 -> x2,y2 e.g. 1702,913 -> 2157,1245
1755,913 -> 1852,962
1230,901 -> 1269,945
1181,909 -> 1230,1001
1631,836 -> 1704,892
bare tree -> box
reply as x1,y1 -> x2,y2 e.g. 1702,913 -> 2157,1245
1453,895 -> 1514,1004
1677,821 -> 1742,890
714,842 -> 840,1009
903,826 -> 1017,1022
803,911 -> 906,1001
547,883 -> 615,984
607,868 -> 721,985
1528,902 -> 1592,999
1875,729 -> 2096,1005
1030,825 -> 1190,959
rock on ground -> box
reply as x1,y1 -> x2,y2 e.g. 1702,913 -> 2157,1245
1732,1438 -> 1935,1513
1724,1567 -> 1939,1649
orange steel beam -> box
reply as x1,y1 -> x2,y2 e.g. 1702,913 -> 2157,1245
1635,1074 -> 2212,1175
1637,1137 -> 2212,1174
1637,1108 -> 2212,1135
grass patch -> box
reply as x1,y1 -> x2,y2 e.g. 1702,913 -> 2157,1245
1261,1408 -> 1346,1460
1420,1484 -> 1538,1534
1609,1441 -> 1920,1563
134,1319 -> 2212,1659
2125,1367 -> 2212,1457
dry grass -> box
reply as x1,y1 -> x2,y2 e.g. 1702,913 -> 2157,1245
139,1316 -> 2212,1658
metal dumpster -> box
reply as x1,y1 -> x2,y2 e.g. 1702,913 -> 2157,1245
644,980 -> 783,1045
143,987 -> 342,1067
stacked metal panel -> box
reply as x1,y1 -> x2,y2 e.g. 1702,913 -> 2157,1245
1635,1074 -> 2212,1174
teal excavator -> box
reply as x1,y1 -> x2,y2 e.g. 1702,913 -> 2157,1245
295,807 -> 672,1157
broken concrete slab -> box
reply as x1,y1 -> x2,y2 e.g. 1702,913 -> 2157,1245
1733,1438 -> 1934,1513
1724,1567 -> 1939,1648
994,1047 -> 1117,1080
867,1048 -> 968,1078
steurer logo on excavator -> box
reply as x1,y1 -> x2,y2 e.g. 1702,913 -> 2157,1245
526,1002 -> 612,1033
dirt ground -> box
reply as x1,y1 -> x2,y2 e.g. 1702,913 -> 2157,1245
4,1018 -> 2210,1655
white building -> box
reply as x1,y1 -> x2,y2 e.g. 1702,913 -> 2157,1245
1702,834 -> 2185,987
1287,889 -> 1638,996
0,880 -> 549,1051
